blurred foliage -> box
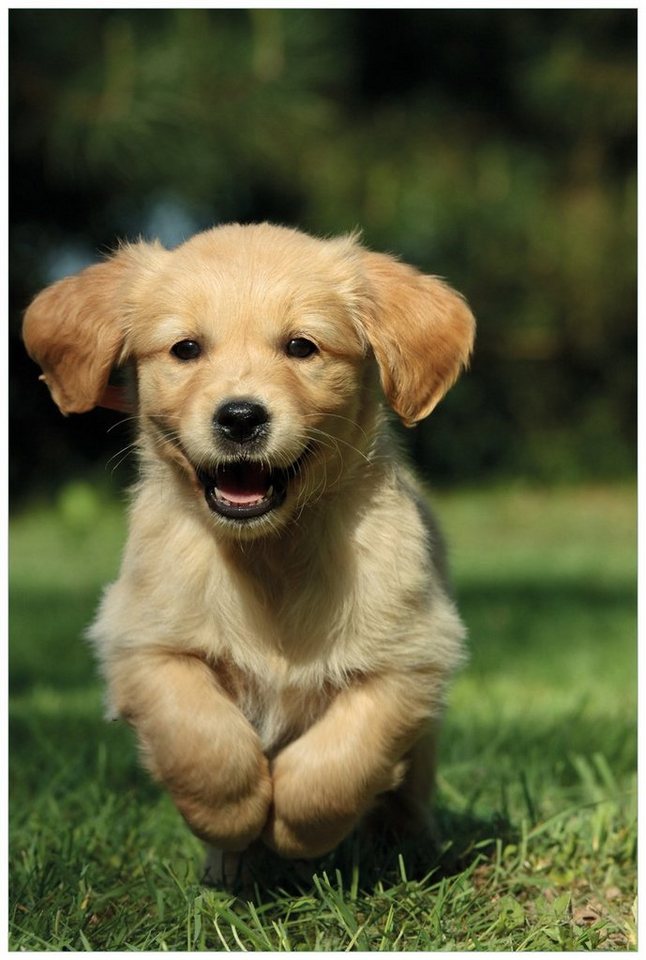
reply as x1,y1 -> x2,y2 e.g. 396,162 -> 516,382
9,9 -> 636,502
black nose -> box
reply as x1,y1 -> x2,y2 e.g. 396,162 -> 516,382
214,399 -> 270,444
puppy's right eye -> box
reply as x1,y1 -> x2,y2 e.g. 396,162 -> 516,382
171,340 -> 202,361
286,337 -> 318,359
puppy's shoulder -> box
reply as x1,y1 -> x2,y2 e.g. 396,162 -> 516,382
358,450 -> 448,587
390,463 -> 451,588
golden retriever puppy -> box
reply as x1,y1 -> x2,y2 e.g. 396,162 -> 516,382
23,223 -> 475,885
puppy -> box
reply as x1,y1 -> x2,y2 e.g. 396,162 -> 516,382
23,223 -> 475,885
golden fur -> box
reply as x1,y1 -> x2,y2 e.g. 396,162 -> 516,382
23,223 -> 475,880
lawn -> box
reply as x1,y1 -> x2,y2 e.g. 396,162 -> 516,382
9,483 -> 637,951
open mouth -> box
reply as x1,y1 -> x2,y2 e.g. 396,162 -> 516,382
197,448 -> 312,520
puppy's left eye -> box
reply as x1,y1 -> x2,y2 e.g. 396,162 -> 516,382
286,337 -> 318,359
171,340 -> 202,361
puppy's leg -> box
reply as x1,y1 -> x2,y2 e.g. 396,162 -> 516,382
108,652 -> 271,851
363,724 -> 440,846
390,723 -> 439,836
264,671 -> 443,859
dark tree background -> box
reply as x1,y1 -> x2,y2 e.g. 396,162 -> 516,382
9,9 -> 636,505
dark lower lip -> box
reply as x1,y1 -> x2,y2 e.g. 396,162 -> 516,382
197,446 -> 313,521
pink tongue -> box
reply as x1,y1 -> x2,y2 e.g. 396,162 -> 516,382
215,463 -> 271,505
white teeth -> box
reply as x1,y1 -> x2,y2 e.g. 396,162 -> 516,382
266,485 -> 274,497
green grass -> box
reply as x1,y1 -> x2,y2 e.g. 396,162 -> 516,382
9,483 -> 636,950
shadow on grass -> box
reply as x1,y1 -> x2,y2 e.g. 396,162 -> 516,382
335,804 -> 514,889
456,577 -> 636,669
201,804 -> 514,901
458,577 -> 636,611
10,574 -> 636,693
9,709 -> 158,803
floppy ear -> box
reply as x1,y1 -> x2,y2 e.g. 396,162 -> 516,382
22,241 -> 165,415
358,251 -> 475,427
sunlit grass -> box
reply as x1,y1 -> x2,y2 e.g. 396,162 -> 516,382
9,483 -> 636,950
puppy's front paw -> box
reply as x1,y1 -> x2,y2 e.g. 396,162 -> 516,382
173,752 -> 272,851
264,806 -> 357,860
263,741 -> 402,859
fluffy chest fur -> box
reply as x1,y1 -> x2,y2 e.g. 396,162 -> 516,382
90,455 -> 465,750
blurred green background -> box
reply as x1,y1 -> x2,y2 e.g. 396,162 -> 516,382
10,8 -> 636,502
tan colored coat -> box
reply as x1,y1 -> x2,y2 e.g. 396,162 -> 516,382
23,223 -> 475,866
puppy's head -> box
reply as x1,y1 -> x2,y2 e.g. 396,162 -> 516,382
23,223 -> 474,537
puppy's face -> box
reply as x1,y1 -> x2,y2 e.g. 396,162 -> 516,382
129,228 -> 371,534
23,223 -> 475,539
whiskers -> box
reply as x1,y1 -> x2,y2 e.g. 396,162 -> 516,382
103,404 -> 382,530
289,421 -> 377,522
104,412 -> 187,477
306,427 -> 372,466
105,440 -> 140,476
302,411 -> 371,445
106,414 -> 146,434
104,414 -> 144,476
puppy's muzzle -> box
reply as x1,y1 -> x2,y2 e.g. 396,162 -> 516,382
199,397 -> 314,522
